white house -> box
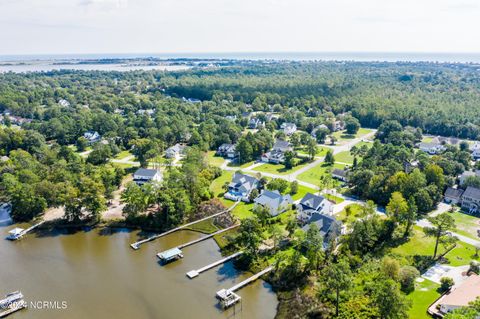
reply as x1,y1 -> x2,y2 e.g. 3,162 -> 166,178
133,168 -> 162,185
224,172 -> 259,202
418,138 -> 446,155
297,193 -> 333,222
261,140 -> 293,164
254,190 -> 292,217
216,144 -> 238,159
470,142 -> 480,159
280,122 -> 297,136
83,131 -> 101,144
332,168 -> 348,182
58,99 -> 70,107
165,144 -> 186,159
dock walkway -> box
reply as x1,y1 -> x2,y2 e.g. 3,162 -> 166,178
131,201 -> 239,250
186,251 -> 243,279
7,221 -> 45,241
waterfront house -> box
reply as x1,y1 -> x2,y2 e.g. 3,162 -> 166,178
444,187 -> 464,205
216,143 -> 238,159
83,131 -> 101,144
165,143 -> 186,159
254,190 -> 292,217
225,172 -> 259,202
459,170 -> 480,186
301,213 -> 342,246
133,168 -> 162,185
261,140 -> 293,164
297,193 -> 333,222
280,122 -> 297,136
460,186 -> 480,213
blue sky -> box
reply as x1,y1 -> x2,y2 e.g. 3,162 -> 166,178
1,0 -> 479,55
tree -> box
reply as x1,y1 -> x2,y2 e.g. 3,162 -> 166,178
248,188 -> 259,202
267,178 -> 289,193
345,116 -> 360,135
303,223 -> 325,272
76,136 -> 89,152
284,150 -> 296,169
399,266 -> 419,293
236,218 -> 263,260
330,135 -> 337,145
325,150 -> 335,165
371,278 -> 411,319
440,277 -> 454,292
386,192 -> 408,226
315,128 -> 329,144
423,213 -> 457,258
306,137 -> 317,160
289,181 -> 299,195
323,258 -> 352,317
236,138 -> 254,164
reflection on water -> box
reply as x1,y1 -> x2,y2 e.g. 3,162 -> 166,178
0,223 -> 277,319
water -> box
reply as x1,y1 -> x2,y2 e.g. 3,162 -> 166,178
0,63 -> 190,73
0,223 -> 277,319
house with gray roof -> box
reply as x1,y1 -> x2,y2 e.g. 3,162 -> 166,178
461,186 -> 480,213
254,190 -> 292,217
418,137 -> 446,155
216,143 -> 238,159
297,193 -> 333,222
280,122 -> 297,136
165,144 -> 186,159
444,187 -> 464,205
133,168 -> 162,185
301,213 -> 342,246
248,118 -> 264,129
459,170 -> 480,186
261,140 -> 293,164
225,172 -> 259,202
332,168 -> 348,182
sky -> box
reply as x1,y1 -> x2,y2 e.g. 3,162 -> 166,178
0,0 -> 480,55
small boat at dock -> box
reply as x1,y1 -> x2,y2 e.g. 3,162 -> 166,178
0,291 -> 26,318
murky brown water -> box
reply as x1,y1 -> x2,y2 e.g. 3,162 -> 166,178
0,223 -> 277,319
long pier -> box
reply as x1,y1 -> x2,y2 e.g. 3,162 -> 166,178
156,224 -> 240,262
186,251 -> 243,279
131,201 -> 239,250
216,266 -> 273,308
7,221 -> 45,241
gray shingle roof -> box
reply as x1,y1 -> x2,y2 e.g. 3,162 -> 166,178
444,187 -> 464,199
301,213 -> 341,239
463,186 -> 480,200
134,168 -> 159,178
254,190 -> 292,212
300,193 -> 327,211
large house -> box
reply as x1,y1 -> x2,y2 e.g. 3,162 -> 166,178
261,140 -> 293,164
165,144 -> 186,159
83,131 -> 101,144
461,186 -> 480,213
225,172 -> 259,202
248,118 -> 264,129
470,142 -> 480,159
133,168 -> 162,185
444,187 -> 464,205
459,170 -> 480,185
332,168 -> 349,182
428,274 -> 480,317
301,213 -> 342,246
297,193 -> 333,222
280,122 -> 297,136
418,138 -> 446,155
216,143 -> 238,159
254,190 -> 292,217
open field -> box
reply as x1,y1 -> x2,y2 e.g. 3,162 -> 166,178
297,145 -> 331,157
406,279 -> 441,319
297,162 -> 346,186
332,128 -> 374,142
450,210 -> 480,240
206,151 -> 226,167
114,150 -> 133,160
334,151 -> 354,164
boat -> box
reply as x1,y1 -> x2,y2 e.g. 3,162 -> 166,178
6,228 -> 24,241
0,292 -> 26,318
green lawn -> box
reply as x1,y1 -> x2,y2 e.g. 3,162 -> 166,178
227,160 -> 256,169
112,162 -> 139,169
252,160 -> 311,176
297,162 -> 345,186
231,202 -> 255,220
450,210 -> 480,240
115,150 -> 133,160
421,136 -> 434,143
406,279 -> 441,319
184,219 -> 219,234
297,146 -> 331,157
391,226 -> 479,267
332,128 -> 373,142
334,151 -> 354,164
324,193 -> 345,204
210,170 -> 234,197
290,184 -> 319,201
336,203 -> 363,225
354,141 -> 374,149
206,151 -> 226,167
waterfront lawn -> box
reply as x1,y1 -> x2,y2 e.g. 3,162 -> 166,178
391,226 -> 479,267
332,128 -> 373,141
206,151 -> 226,167
334,151 -> 354,164
231,202 -> 255,220
252,160 -> 311,176
406,279 -> 441,319
450,210 -> 480,240
210,170 -> 234,198
297,162 -> 345,186
185,219 -> 218,234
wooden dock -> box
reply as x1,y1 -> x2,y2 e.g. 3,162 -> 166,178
186,251 -> 243,279
156,224 -> 240,263
130,201 -> 239,250
7,221 -> 45,241
216,266 -> 273,309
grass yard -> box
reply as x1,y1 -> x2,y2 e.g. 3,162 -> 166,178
112,162 -> 139,169
184,219 -> 219,234
324,193 -> 345,204
336,203 -> 363,225
297,146 -> 331,157
450,210 -> 480,240
406,279 -> 441,319
252,160 -> 311,176
206,151 -> 226,167
210,170 -> 234,197
115,150 -> 133,160
421,136 -> 434,143
290,184 -> 318,201
334,151 -> 355,164
391,226 -> 479,267
332,128 -> 373,142
231,202 -> 255,220
297,162 -> 345,186
227,160 -> 256,169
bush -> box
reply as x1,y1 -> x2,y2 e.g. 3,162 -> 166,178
440,277 -> 454,293
399,266 -> 420,293
469,261 -> 480,275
